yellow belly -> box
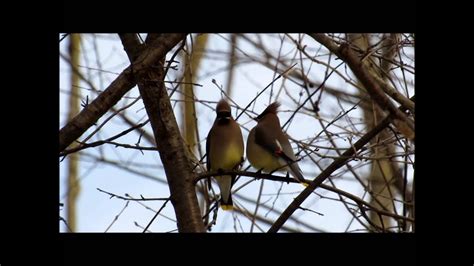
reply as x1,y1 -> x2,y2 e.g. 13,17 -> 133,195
210,143 -> 243,171
247,130 -> 284,172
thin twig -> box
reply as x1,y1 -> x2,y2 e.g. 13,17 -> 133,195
196,170 -> 414,224
105,201 -> 129,232
60,216 -> 73,232
60,121 -> 149,156
250,179 -> 265,232
59,33 -> 69,43
143,198 -> 171,233
267,97 -> 414,232
97,188 -> 169,201
235,63 -> 298,121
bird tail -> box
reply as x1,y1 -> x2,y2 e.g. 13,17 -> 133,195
288,162 -> 308,187
278,154 -> 308,186
220,195 -> 233,211
216,175 -> 234,211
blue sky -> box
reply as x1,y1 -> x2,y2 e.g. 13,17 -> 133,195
59,33 -> 414,232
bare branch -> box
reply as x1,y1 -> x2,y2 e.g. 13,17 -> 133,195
268,95 -> 414,232
143,198 -> 171,233
59,33 -> 187,152
120,33 -> 205,232
97,188 -> 169,201
60,121 -> 149,156
308,33 -> 414,140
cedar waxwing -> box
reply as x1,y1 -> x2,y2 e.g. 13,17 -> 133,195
206,99 -> 244,210
247,102 -> 306,184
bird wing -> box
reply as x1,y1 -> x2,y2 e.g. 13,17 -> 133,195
254,123 -> 305,183
206,127 -> 212,171
255,125 -> 296,162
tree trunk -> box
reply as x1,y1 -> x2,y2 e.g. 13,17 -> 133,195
119,33 -> 205,232
66,33 -> 81,232
349,34 -> 398,231
59,34 -> 186,152
181,34 -> 208,217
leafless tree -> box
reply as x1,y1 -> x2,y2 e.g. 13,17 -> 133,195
59,33 -> 414,233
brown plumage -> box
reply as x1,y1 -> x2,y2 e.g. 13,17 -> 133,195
206,99 -> 244,210
247,102 -> 306,184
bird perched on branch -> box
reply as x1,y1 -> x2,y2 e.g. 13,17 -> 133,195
206,99 -> 244,210
247,102 -> 306,185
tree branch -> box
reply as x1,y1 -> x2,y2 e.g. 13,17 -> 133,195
267,95 -> 414,232
119,33 -> 205,232
308,33 -> 414,140
59,33 -> 186,152
97,188 -> 169,201
196,170 -> 298,184
60,120 -> 149,156
196,170 -> 414,226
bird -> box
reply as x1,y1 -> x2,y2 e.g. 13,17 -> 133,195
246,102 -> 306,185
206,99 -> 244,210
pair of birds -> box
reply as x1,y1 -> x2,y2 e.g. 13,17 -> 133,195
206,99 -> 306,210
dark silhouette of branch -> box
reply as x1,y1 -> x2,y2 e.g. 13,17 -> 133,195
59,216 -> 73,232
250,179 -> 265,232
134,221 -> 152,233
60,121 -> 149,156
298,206 -> 324,216
105,201 -> 129,232
235,63 -> 297,121
59,33 -> 69,43
357,202 -> 388,232
281,61 -> 345,130
308,33 -> 414,140
203,201 -> 219,231
143,198 -> 170,233
233,192 -> 326,232
99,141 -> 157,153
195,170 -> 298,184
120,33 -> 143,62
97,188 -> 169,201
59,33 -> 186,152
199,170 -> 414,225
80,152 -> 167,185
119,33 -> 205,232
268,95 -> 415,232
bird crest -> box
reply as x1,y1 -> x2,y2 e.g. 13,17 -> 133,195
257,102 -> 280,120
